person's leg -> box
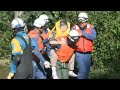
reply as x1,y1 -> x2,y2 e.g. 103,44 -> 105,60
35,61 -> 46,79
56,61 -> 62,79
35,69 -> 46,79
43,53 -> 52,79
50,49 -> 59,79
50,49 -> 58,67
62,63 -> 69,79
68,54 -> 77,77
75,52 -> 91,79
32,60 -> 36,79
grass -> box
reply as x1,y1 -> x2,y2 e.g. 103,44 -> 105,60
89,64 -> 120,79
0,59 -> 10,79
0,65 -> 9,79
1,59 -> 120,79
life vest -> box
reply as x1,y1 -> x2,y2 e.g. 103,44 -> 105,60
73,24 -> 94,52
28,30 -> 44,51
41,28 -> 50,40
56,36 -> 74,63
49,20 -> 70,39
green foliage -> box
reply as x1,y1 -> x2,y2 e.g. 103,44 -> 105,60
0,11 -> 14,57
0,11 -> 120,79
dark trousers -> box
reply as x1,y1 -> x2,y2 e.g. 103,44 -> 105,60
75,52 -> 92,79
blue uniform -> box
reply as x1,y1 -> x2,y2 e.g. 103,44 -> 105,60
10,31 -> 35,74
28,30 -> 49,79
10,31 -> 47,79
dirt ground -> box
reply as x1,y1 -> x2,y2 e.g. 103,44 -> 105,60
0,60 -> 77,79
0,65 -> 9,79
0,60 -> 10,79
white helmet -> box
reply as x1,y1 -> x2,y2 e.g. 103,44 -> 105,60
39,14 -> 49,23
33,18 -> 46,28
69,30 -> 80,37
68,30 -> 80,43
78,12 -> 88,22
11,18 -> 25,29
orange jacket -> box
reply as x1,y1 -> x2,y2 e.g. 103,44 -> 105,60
28,30 -> 44,51
73,24 -> 93,52
56,36 -> 74,62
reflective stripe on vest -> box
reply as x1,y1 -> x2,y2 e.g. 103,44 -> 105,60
75,24 -> 93,52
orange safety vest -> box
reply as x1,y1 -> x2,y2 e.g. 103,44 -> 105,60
56,36 -> 74,63
28,30 -> 44,51
73,24 -> 93,52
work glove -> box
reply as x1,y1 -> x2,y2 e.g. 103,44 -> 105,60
7,72 -> 14,79
52,67 -> 59,79
44,61 -> 51,68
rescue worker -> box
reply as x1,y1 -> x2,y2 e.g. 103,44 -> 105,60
39,14 -> 50,40
72,12 -> 97,79
48,20 -> 77,79
28,18 -> 51,79
49,29 -> 80,79
38,14 -> 52,79
7,18 -> 34,79
38,14 -> 51,55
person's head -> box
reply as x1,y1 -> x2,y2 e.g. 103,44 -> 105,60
33,18 -> 46,33
60,20 -> 68,33
27,25 -> 34,33
11,18 -> 25,36
78,12 -> 88,29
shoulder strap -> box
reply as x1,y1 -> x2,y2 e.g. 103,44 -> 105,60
28,36 -> 31,47
16,34 -> 29,46
39,34 -> 44,41
76,24 -> 81,29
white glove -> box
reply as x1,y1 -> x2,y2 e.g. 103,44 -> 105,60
7,72 -> 14,79
52,67 -> 59,79
44,61 -> 51,68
